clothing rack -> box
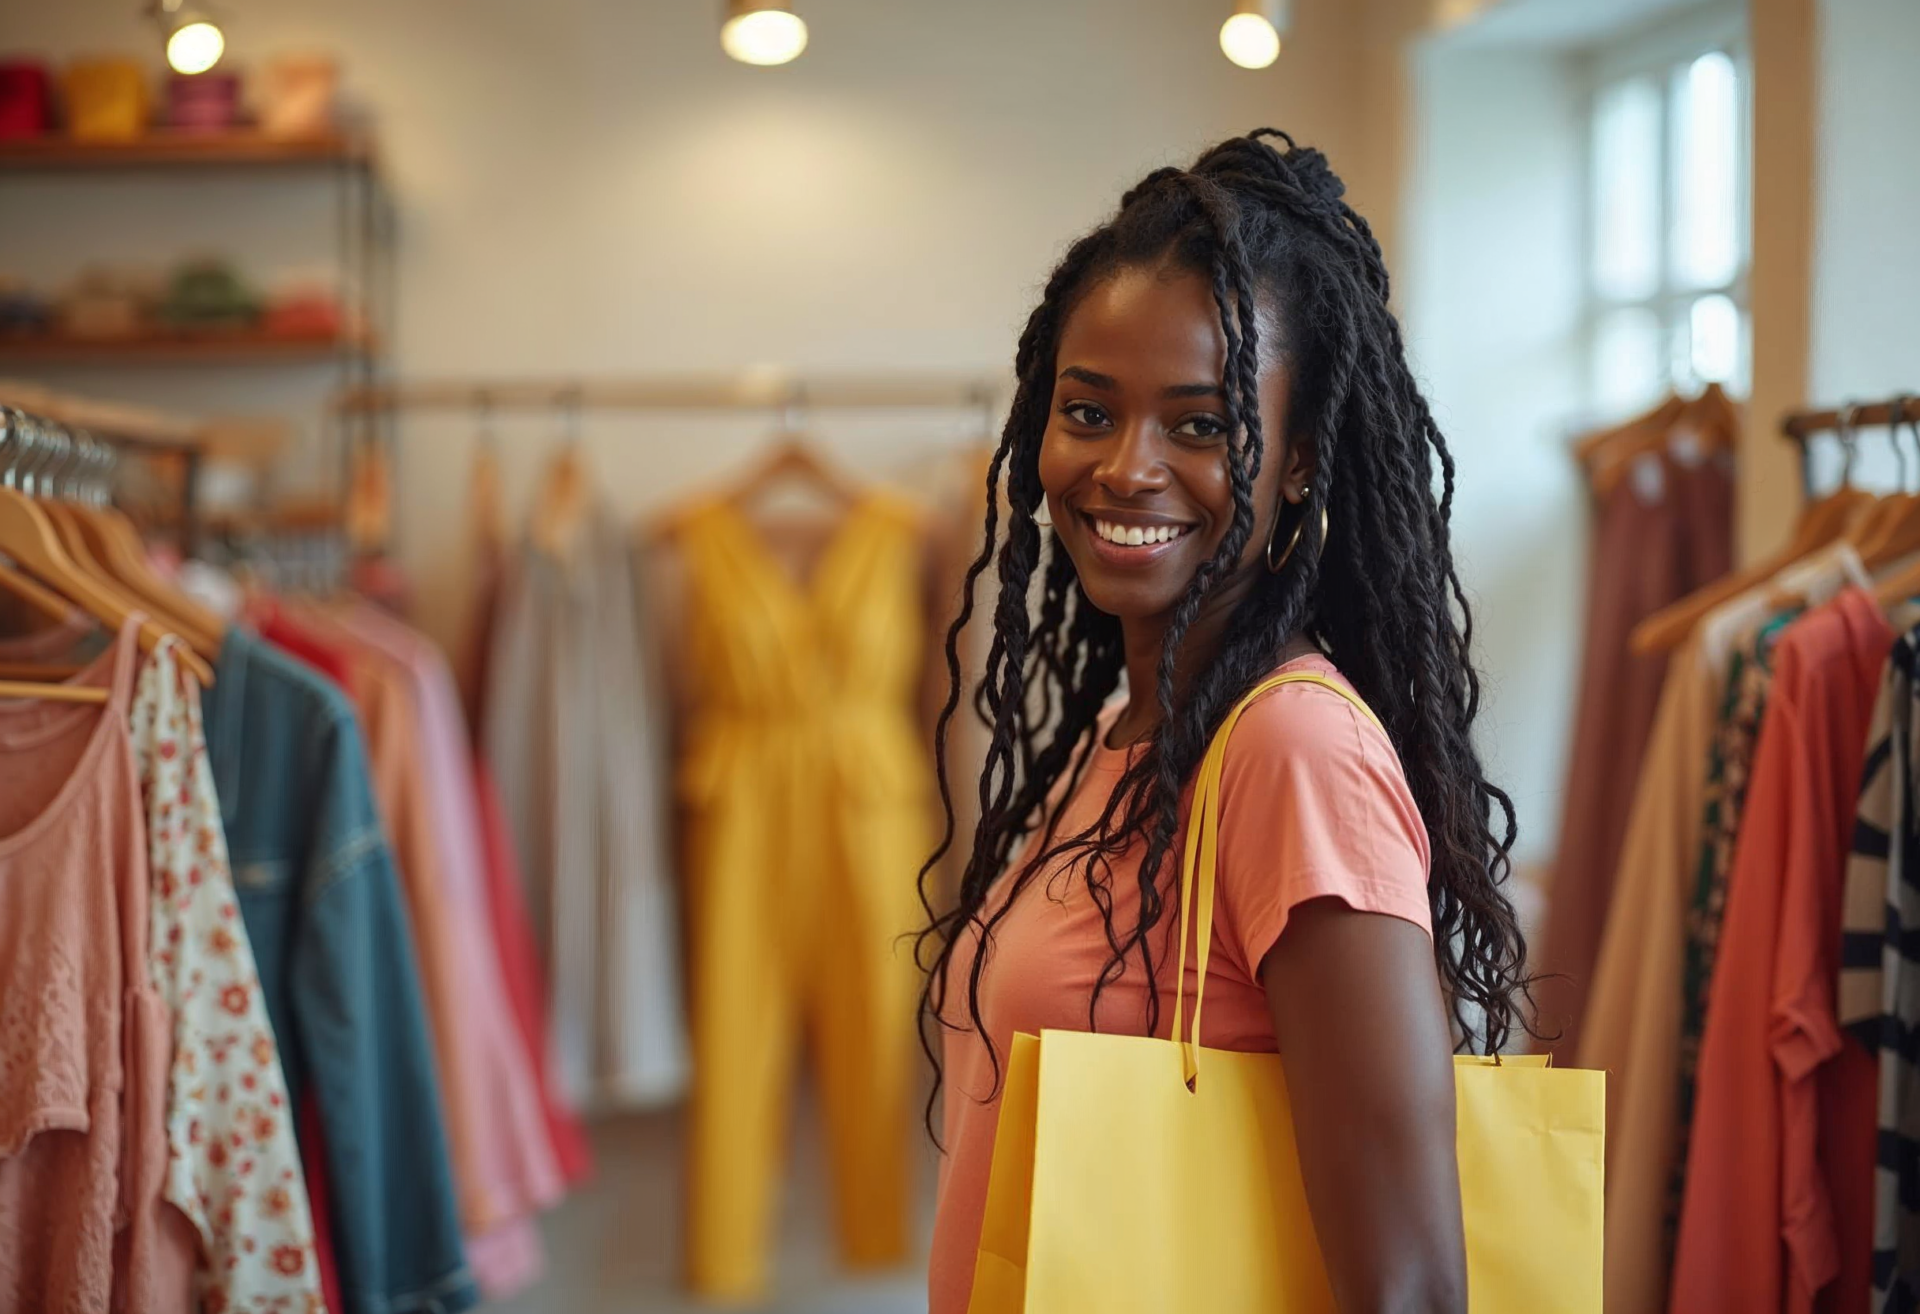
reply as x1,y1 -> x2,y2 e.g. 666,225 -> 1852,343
1781,393 -> 1920,495
332,371 -> 1007,417
0,384 -> 213,550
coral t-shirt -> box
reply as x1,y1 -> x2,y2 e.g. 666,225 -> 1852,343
928,653 -> 1435,1314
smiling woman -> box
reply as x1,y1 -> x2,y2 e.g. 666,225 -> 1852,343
918,130 -> 1532,1314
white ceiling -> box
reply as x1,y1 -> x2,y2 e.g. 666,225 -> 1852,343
1440,0 -> 1729,49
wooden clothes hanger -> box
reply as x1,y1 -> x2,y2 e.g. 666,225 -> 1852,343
1574,391 -> 1685,473
1628,396 -> 1849,657
35,424 -> 225,658
1591,384 -> 1740,499
0,410 -> 213,686
725,390 -> 863,518
530,392 -> 592,561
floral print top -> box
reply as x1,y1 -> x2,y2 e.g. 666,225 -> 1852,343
132,640 -> 326,1313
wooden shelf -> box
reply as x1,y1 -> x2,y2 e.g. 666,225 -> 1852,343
0,129 -> 373,172
0,329 -> 378,366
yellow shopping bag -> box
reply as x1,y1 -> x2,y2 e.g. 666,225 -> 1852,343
968,673 -> 1605,1314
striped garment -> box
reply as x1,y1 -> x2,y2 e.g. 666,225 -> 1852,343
1839,623 -> 1920,1312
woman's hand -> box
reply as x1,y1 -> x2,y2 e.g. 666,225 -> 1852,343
1262,897 -> 1467,1314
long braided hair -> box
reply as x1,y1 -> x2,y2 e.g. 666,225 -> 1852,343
917,130 -> 1530,1122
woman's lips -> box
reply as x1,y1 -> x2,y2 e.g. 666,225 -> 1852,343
1076,512 -> 1195,567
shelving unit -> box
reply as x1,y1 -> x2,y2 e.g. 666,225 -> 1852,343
0,327 -> 376,366
2,124 -> 396,512
0,128 -> 375,172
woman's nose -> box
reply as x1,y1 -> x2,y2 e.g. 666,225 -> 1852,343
1092,422 -> 1171,500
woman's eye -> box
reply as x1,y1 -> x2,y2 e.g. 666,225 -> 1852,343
1171,413 -> 1230,440
1060,401 -> 1111,428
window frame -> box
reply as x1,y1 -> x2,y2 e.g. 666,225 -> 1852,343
1576,3 -> 1751,412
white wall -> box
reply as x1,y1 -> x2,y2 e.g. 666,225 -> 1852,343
0,0 -> 1365,649
1808,0 -> 1920,414
1401,39 -> 1587,866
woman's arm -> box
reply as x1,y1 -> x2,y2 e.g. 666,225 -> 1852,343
1262,897 -> 1466,1314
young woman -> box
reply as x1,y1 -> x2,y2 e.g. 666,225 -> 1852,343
919,130 -> 1530,1314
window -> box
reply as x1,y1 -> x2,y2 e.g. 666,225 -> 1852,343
1582,16 -> 1750,418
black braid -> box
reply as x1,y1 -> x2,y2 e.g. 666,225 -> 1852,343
916,131 -> 1533,1139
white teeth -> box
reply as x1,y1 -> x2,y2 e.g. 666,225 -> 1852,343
1092,518 -> 1187,546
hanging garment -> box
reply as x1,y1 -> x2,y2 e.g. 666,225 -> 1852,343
672,493 -> 934,1302
1534,447 -> 1733,1051
0,618 -> 186,1312
1670,588 -> 1899,1314
1667,604 -> 1802,1243
202,628 -> 477,1314
129,638 -> 324,1310
1578,544 -> 1868,1314
326,601 -> 564,1299
484,507 -> 687,1111
458,504 -> 594,1186
1837,623 -> 1920,1308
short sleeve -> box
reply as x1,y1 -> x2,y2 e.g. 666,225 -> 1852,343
1212,678 -> 1434,980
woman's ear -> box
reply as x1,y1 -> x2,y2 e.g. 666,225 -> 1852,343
1279,438 -> 1318,502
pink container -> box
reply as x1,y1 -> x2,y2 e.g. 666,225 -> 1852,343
0,62 -> 52,139
166,71 -> 242,131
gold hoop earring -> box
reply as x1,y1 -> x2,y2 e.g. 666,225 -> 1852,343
1265,490 -> 1328,574
1033,496 -> 1054,529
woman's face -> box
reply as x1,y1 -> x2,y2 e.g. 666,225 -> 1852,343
1039,263 -> 1304,627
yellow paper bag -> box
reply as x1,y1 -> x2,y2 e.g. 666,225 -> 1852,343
968,673 -> 1605,1313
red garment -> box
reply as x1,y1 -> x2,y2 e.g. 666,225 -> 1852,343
1670,588 -> 1889,1314
255,604 -> 354,690
299,1096 -> 345,1314
476,758 -> 593,1185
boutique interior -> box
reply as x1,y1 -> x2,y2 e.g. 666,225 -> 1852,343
0,0 -> 1915,1311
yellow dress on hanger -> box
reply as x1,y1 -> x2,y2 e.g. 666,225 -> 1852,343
675,491 -> 933,1301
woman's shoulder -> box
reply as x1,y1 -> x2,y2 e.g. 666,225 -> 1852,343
1225,653 -> 1396,768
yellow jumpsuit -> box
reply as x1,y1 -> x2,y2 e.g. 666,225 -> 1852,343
675,493 -> 933,1302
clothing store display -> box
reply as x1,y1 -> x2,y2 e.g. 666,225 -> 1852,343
1578,544 -> 1868,1314
485,507 -> 688,1113
1838,628 -> 1920,1308
1670,589 -> 1897,1314
930,654 -> 1433,1314
131,637 -> 324,1310
671,493 -> 931,1301
202,626 -> 478,1314
0,619 -> 185,1311
1534,448 -> 1733,1050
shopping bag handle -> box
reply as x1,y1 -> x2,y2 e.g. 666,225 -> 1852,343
1171,670 -> 1386,1089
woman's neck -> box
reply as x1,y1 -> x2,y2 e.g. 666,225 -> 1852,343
1108,609 -> 1319,750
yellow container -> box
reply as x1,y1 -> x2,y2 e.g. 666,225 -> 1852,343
63,58 -> 149,141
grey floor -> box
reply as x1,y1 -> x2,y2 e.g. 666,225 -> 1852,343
488,1100 -> 934,1313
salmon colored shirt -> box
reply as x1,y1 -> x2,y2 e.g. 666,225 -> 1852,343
1671,588 -> 1892,1314
929,654 -> 1434,1314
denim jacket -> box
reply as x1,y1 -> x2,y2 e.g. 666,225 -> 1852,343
203,628 -> 479,1314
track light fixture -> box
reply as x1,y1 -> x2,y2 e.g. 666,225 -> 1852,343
721,0 -> 809,67
1220,0 -> 1288,70
149,0 -> 227,75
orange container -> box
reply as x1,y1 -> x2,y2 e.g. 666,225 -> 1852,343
62,58 -> 149,141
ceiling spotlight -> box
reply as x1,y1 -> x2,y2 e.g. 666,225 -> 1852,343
150,0 -> 226,75
721,0 -> 809,67
1220,0 -> 1288,70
